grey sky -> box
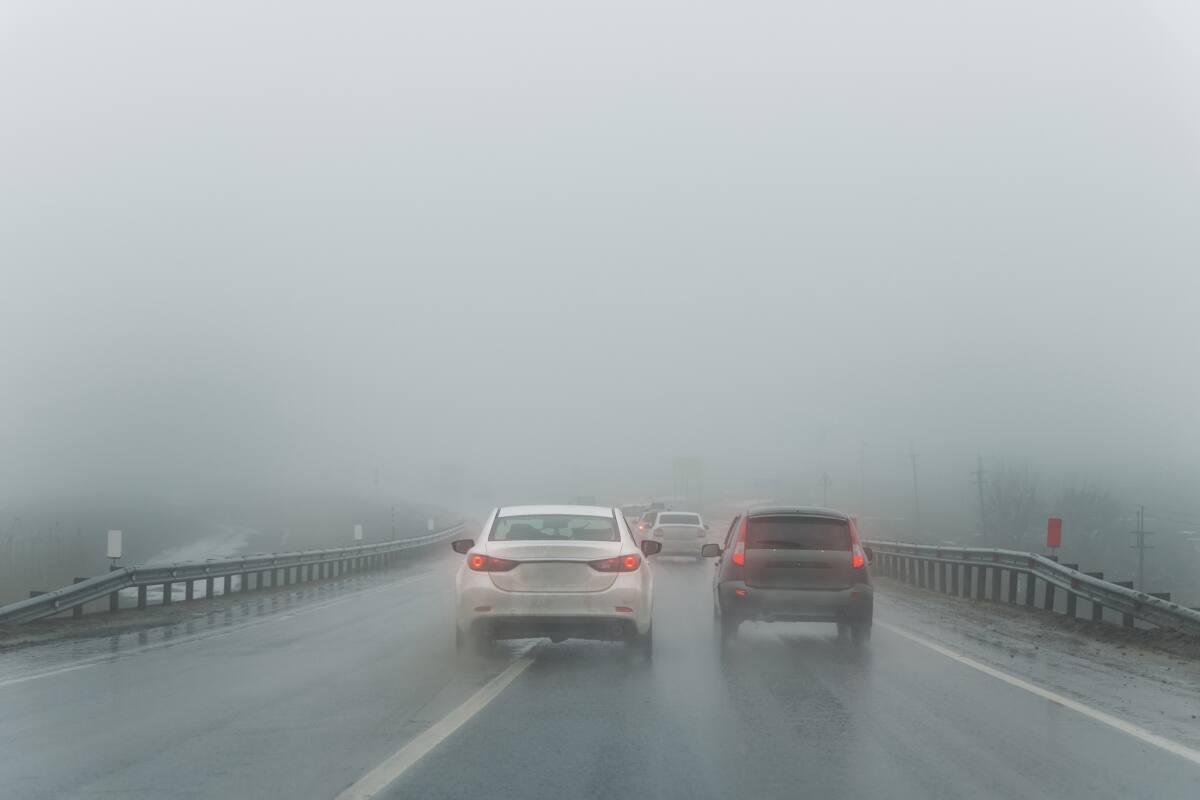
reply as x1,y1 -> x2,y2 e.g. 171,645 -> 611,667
2,1 -> 1198,520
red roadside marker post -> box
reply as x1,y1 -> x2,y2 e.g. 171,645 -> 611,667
1046,516 -> 1062,552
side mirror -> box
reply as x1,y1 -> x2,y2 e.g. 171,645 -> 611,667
703,523 -> 710,531
863,546 -> 874,563
450,539 -> 474,555
640,539 -> 663,556
700,543 -> 722,558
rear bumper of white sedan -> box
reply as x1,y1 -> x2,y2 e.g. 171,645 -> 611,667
652,537 -> 706,556
456,572 -> 652,641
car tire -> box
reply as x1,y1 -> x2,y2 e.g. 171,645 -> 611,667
850,622 -> 871,645
629,625 -> 653,659
720,612 -> 739,644
456,625 -> 487,655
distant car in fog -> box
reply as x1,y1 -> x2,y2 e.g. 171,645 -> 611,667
703,506 -> 873,644
645,511 -> 708,558
621,504 -> 649,522
451,505 -> 661,655
636,509 -> 660,536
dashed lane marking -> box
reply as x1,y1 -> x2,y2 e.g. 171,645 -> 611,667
335,655 -> 534,800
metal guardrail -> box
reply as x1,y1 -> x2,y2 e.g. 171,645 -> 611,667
0,522 -> 466,626
865,539 -> 1200,638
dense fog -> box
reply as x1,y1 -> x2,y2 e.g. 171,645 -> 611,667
3,1 -> 1198,571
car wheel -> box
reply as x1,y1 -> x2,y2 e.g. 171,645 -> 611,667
851,622 -> 871,645
628,625 -> 653,659
456,625 -> 487,655
720,613 -> 739,644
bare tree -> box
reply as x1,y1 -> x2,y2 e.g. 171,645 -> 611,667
985,463 -> 1041,548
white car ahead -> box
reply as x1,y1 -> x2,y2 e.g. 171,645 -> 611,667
646,511 -> 709,558
452,505 -> 660,655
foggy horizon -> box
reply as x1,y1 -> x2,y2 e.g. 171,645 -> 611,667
4,1 -> 1199,530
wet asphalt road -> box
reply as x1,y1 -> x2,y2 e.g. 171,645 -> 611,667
1,549 -> 1198,800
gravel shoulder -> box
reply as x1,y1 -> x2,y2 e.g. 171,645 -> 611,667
875,576 -> 1200,750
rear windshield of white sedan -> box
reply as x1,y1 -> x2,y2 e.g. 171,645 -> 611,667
746,516 -> 851,550
491,514 -> 619,542
658,513 -> 701,525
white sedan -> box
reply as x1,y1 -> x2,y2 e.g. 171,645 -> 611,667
645,511 -> 709,558
451,505 -> 660,655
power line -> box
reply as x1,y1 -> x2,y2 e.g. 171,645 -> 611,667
909,442 -> 921,535
858,442 -> 867,512
1142,510 -> 1200,529
1129,505 -> 1155,590
971,454 -> 987,538
819,472 -> 832,507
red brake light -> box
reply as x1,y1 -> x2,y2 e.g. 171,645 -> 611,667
467,553 -> 519,572
731,516 -> 747,566
848,517 -> 866,570
589,553 -> 642,572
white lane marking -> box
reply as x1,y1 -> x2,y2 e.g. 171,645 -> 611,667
877,621 -> 1200,768
0,572 -> 435,689
335,656 -> 534,800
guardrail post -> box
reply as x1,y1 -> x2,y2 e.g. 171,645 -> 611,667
1066,588 -> 1077,618
206,576 -> 215,599
1006,570 -> 1017,603
109,565 -> 121,612
1043,581 -> 1056,612
975,567 -> 986,600
224,575 -> 233,595
938,562 -> 947,593
161,582 -> 172,605
917,559 -> 926,589
1024,572 -> 1036,606
950,563 -> 959,595
1112,581 -> 1135,626
990,567 -> 1002,601
962,565 -> 972,597
137,585 -> 148,609
185,580 -> 194,602
72,578 -> 85,618
1084,572 -> 1104,621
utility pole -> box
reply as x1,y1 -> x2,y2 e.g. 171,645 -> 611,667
1129,505 -> 1155,590
819,472 -> 832,507
858,442 -> 867,512
909,442 -> 921,536
971,454 -> 988,539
